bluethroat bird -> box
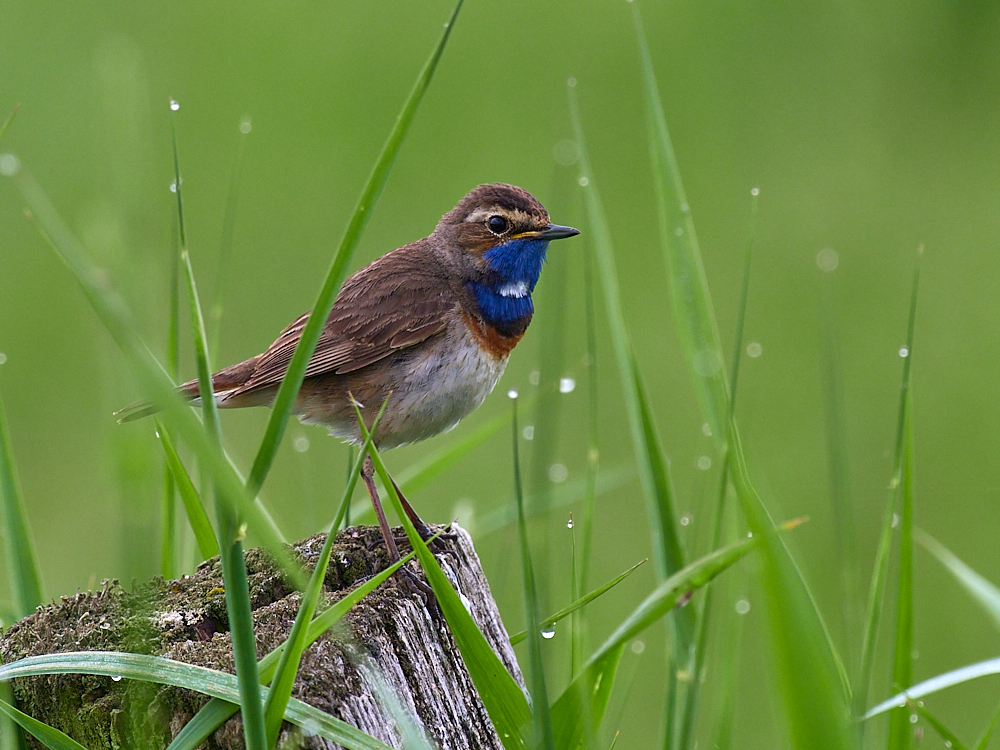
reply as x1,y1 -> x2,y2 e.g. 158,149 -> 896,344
119,183 -> 579,566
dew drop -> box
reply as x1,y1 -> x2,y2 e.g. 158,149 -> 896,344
459,592 -> 473,612
680,202 -> 690,214
541,626 -> 556,639
169,99 -> 180,111
528,370 -> 540,385
239,116 -> 252,134
696,456 -> 712,471
746,342 -> 763,358
578,176 -> 589,187
909,713 -> 918,724
567,77 -> 577,88
559,377 -> 576,393
111,675 -> 122,682
548,463 -> 568,484
631,639 -> 645,654
293,436 -> 310,453
892,513 -> 900,528
0,352 -> 7,365
566,516 -> 574,529
154,430 -> 160,439
816,247 -> 839,272
898,346 -> 909,358
522,425 -> 534,441
751,187 -> 760,197
680,514 -> 692,526
735,599 -> 751,615
507,389 -> 518,400
0,153 -> 20,177
701,423 -> 712,437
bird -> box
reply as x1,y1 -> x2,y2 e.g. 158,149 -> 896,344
118,183 -> 579,567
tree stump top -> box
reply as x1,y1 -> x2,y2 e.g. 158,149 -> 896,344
0,524 -> 523,749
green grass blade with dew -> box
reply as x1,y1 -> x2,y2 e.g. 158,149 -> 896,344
182,249 -> 267,750
356,413 -> 532,750
974,699 -> 1000,750
910,701 -> 968,750
631,5 -> 854,747
509,558 -> 646,645
856,250 -> 921,731
511,393 -> 555,750
569,79 -> 695,748
887,392 -> 916,750
550,532 -> 765,749
0,653 -> 393,750
245,0 -> 464,498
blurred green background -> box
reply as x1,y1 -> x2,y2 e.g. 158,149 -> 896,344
3,0 -> 1000,747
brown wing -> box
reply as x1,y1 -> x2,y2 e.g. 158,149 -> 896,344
230,246 -> 454,395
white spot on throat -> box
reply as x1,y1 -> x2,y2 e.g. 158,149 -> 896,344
498,281 -> 529,298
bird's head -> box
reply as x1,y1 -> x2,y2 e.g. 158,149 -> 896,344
436,183 -> 579,294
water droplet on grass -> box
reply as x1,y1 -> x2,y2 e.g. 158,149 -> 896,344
111,675 -> 122,682
899,346 -> 909,358
559,377 -> 575,393
548,463 -> 568,483
680,514 -> 691,526
541,627 -> 555,639
567,77 -> 577,88
701,423 -> 712,436
816,247 -> 839,272
169,99 -> 180,111
0,153 -> 20,177
751,187 -> 759,196
522,425 -> 534,440
0,353 -> 7,365
909,714 -> 918,724
293,436 -> 310,453
697,456 -> 712,471
507,389 -> 518,399
578,176 -> 589,187
566,516 -> 574,529
735,599 -> 750,615
239,116 -> 252,134
631,640 -> 645,654
746,342 -> 763,358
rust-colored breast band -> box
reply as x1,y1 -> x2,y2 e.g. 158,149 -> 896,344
462,311 -> 523,359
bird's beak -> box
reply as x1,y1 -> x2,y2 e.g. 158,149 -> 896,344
529,223 -> 580,241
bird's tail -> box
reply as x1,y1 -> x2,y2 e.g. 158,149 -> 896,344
114,356 -> 260,424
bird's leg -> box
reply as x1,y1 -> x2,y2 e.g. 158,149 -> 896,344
361,454 -> 437,610
390,479 -> 454,550
361,454 -> 401,564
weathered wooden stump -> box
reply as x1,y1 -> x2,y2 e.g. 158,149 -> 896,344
0,524 -> 523,749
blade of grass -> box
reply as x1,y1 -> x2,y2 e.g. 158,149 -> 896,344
888,392 -> 916,750
511,392 -> 555,750
569,79 -> 695,749
356,412 -> 532,750
509,558 -> 646,645
0,652 -> 393,750
0,697 -> 91,750
0,104 -> 19,144
13,167 -> 303,586
550,531 -> 767,750
910,700 -> 968,750
154,419 -> 219,560
166,537 -> 421,750
182,248 -> 266,750
864,656 -> 1000,719
0,682 -> 27,750
245,0 -> 464,498
262,399 -> 388,746
914,528 -> 1000,630
0,383 -> 44,617
632,5 -> 855,747
856,250 -> 921,729
678,191 -> 756,750
974,699 -> 1000,750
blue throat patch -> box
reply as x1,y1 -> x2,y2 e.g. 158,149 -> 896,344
471,238 -> 549,330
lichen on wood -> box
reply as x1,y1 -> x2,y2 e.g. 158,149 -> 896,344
0,524 -> 523,749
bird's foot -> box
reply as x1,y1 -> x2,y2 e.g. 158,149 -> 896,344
397,565 -> 439,617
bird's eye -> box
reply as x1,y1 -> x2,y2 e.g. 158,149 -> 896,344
487,215 -> 509,235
